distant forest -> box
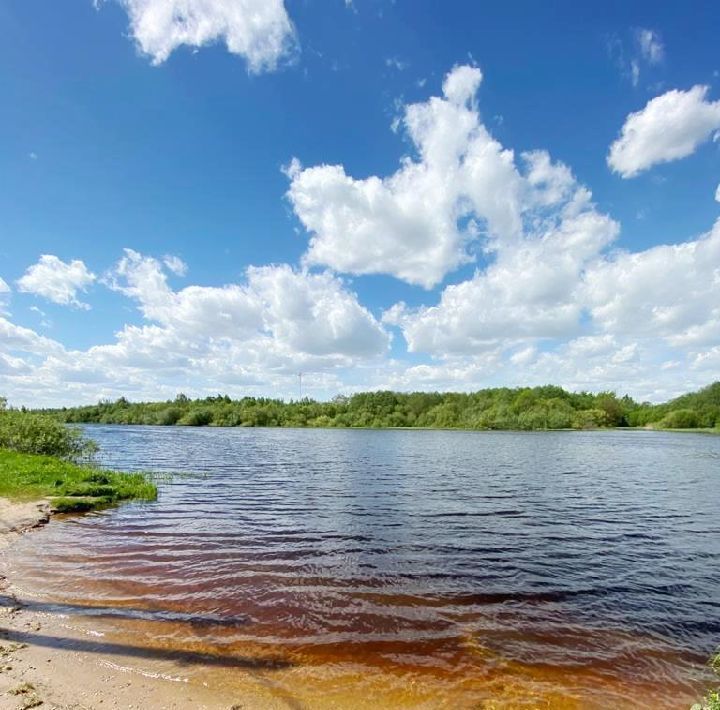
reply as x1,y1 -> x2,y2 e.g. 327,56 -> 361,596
34,382 -> 720,431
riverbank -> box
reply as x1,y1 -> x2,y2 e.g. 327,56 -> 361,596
0,450 -> 157,514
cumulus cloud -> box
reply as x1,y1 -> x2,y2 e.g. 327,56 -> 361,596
4,63 -> 720,407
385,208 -> 720,400
281,64 -> 720,403
109,248 -> 388,361
584,219 -> 720,346
17,255 -> 96,308
103,0 -> 296,72
0,317 -> 63,356
608,86 -> 720,177
715,183 -> 720,203
1,250 -> 389,406
385,203 -> 619,354
351,332 -> 687,404
287,64 -> 525,288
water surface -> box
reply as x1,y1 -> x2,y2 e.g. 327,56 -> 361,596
6,427 -> 720,708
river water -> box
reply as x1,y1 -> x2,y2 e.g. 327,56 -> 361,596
5,426 -> 720,708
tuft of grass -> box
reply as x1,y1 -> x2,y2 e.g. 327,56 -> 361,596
712,651 -> 720,674
693,690 -> 720,710
693,650 -> 720,710
9,682 -> 35,695
0,449 -> 157,512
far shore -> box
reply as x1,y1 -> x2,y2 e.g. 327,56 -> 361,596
79,420 -> 720,434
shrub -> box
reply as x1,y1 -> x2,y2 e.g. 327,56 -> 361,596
177,409 -> 214,426
659,409 -> 699,429
0,411 -> 97,462
572,409 -> 609,429
157,406 -> 183,425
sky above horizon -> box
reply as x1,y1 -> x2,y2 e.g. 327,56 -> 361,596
1,0 -> 719,407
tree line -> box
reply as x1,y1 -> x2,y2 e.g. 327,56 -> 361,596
23,382 -> 720,431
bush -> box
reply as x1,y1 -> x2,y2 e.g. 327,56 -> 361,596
177,409 -> 214,426
572,409 -> 609,429
157,406 -> 183,425
659,409 -> 699,429
0,411 -> 97,462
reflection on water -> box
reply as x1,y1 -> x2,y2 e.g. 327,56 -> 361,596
5,427 -> 720,708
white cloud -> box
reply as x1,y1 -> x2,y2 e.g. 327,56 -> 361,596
0,250 -> 389,407
383,214 -> 720,402
287,65 -> 525,288
17,255 -> 96,308
608,86 -> 720,177
105,0 -> 296,72
162,254 -> 188,276
107,249 -> 388,361
584,218 -> 720,346
386,204 -> 619,354
636,28 -> 664,65
715,183 -> 720,202
286,64 -> 720,402
4,62 -> 720,407
0,317 -> 63,356
607,28 -> 664,87
247,264 -> 389,358
0,277 -> 10,315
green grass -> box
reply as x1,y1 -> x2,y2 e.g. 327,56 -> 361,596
0,449 -> 157,511
693,651 -> 720,710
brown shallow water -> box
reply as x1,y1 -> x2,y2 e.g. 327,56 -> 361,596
4,426 -> 720,707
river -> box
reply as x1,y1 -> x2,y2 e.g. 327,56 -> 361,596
5,426 -> 720,708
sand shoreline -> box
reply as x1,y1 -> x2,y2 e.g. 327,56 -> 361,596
0,498 -> 291,710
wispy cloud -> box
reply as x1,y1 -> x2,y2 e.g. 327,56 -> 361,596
607,27 -> 665,87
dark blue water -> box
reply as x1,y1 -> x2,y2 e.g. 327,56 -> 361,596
6,427 -> 720,708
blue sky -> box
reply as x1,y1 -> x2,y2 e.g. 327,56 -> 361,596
1,0 -> 719,406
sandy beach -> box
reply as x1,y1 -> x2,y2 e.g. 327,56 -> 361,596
0,499 -> 292,710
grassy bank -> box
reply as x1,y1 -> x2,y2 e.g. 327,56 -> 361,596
0,408 -> 156,513
0,449 -> 157,512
